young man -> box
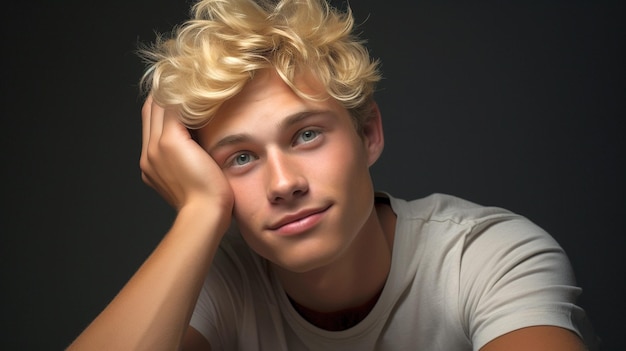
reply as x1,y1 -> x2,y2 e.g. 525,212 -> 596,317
68,0 -> 597,349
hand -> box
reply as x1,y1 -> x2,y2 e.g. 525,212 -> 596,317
139,96 -> 234,213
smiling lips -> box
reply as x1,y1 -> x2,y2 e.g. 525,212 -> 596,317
268,206 -> 331,236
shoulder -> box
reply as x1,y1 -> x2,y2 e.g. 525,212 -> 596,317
384,192 -> 596,349
389,192 -> 574,293
387,192 -> 520,226
388,192 -> 559,246
387,192 -> 536,252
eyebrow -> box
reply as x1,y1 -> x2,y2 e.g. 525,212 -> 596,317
278,110 -> 328,130
208,110 -> 330,153
208,134 -> 253,154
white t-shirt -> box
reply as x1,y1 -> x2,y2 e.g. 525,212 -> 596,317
190,193 -> 597,350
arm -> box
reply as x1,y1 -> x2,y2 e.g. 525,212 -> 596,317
67,97 -> 230,350
481,326 -> 587,351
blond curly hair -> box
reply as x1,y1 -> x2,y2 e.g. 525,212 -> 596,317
139,0 -> 381,130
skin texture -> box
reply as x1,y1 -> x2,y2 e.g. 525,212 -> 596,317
67,69 -> 589,351
197,70 -> 382,272
196,69 -> 393,314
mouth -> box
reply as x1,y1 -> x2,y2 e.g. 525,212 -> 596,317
267,205 -> 331,236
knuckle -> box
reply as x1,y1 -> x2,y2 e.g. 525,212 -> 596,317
146,144 -> 161,162
139,156 -> 150,173
157,134 -> 177,153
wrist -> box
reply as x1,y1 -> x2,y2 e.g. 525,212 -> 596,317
176,196 -> 233,236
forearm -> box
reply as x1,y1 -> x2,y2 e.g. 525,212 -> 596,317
480,326 -> 588,351
67,203 -> 229,351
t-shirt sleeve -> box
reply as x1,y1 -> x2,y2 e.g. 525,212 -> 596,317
458,216 -> 597,350
189,246 -> 243,351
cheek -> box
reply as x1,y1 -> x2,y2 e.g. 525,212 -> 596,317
324,138 -> 370,182
230,184 -> 266,252
332,138 -> 376,206
228,177 -> 263,222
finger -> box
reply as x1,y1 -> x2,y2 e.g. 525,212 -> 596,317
148,96 -> 165,146
161,106 -> 191,143
140,95 -> 153,163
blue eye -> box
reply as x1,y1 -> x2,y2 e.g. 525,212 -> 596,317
296,129 -> 320,144
233,153 -> 253,166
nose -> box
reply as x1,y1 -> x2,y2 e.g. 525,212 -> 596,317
265,150 -> 308,203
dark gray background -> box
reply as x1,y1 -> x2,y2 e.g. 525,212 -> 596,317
1,0 -> 623,349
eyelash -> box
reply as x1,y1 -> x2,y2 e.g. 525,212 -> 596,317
223,128 -> 324,170
225,151 -> 257,169
293,128 -> 322,145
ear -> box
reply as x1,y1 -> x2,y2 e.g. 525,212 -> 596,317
361,101 -> 385,167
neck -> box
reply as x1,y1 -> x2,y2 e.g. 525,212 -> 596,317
287,285 -> 384,331
273,201 -> 396,329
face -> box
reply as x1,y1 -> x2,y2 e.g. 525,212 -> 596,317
197,69 -> 384,273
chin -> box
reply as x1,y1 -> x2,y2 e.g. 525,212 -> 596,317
269,238 -> 348,274
274,256 -> 329,274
